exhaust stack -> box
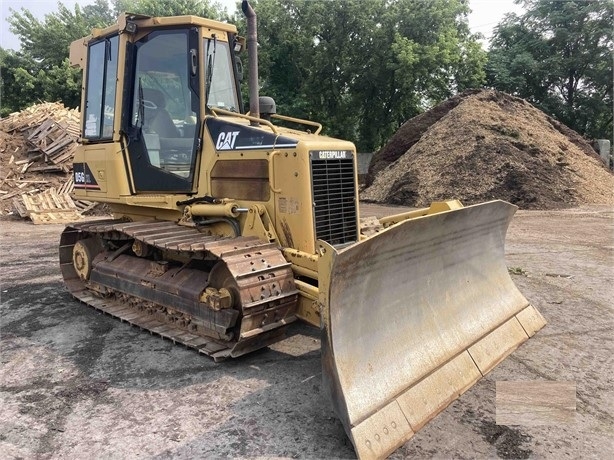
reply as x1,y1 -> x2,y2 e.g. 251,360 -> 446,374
242,1 -> 259,122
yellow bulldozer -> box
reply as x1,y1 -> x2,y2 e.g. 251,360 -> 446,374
63,2 -> 545,458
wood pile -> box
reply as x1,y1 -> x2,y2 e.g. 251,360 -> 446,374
0,102 -> 80,172
0,102 -> 99,223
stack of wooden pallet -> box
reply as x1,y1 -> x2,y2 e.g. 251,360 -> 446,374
1,102 -> 101,223
0,102 -> 80,173
11,178 -> 97,225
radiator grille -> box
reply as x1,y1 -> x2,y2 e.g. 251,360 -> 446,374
310,153 -> 358,246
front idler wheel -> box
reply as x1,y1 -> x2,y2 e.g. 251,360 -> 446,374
73,237 -> 103,280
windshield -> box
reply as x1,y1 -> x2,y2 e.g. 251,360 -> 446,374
205,39 -> 239,112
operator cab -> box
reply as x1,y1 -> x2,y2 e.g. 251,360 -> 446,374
75,15 -> 243,193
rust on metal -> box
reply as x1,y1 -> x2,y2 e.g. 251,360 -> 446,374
59,219 -> 299,360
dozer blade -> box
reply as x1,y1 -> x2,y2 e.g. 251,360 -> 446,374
318,200 -> 545,459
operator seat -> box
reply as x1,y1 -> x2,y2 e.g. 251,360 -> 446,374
142,88 -> 181,137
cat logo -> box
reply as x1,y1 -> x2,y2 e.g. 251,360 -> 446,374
215,131 -> 240,150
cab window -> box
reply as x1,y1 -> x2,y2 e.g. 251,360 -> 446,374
84,35 -> 118,139
205,39 -> 239,112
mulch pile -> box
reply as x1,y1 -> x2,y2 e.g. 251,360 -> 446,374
362,89 -> 613,209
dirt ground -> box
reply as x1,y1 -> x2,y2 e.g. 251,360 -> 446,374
1,204 -> 613,459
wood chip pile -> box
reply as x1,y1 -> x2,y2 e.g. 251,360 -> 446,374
0,102 -> 97,223
362,90 -> 614,210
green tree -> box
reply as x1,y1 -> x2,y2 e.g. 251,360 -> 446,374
117,0 -> 222,19
2,0 -> 117,115
248,0 -> 486,152
0,50 -> 84,117
1,0 -> 224,116
487,0 -> 613,139
8,0 -> 116,68
1,50 -> 40,116
3,0 -> 486,150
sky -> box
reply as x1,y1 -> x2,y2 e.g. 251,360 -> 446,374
1,0 -> 525,51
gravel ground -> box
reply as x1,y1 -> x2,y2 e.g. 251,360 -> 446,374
1,205 -> 613,459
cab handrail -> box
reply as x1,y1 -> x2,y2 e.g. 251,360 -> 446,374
210,106 -> 279,134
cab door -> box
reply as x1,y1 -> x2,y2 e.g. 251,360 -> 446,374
122,28 -> 201,193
